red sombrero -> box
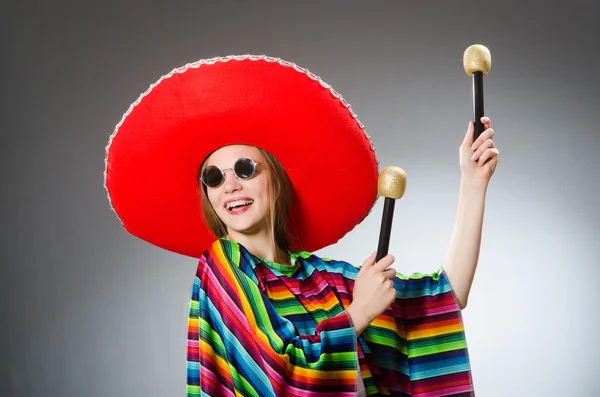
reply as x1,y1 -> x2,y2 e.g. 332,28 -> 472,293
104,55 -> 379,258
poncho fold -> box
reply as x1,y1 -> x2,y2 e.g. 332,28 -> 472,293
187,238 -> 474,396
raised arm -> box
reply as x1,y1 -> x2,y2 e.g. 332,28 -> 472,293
442,118 -> 499,309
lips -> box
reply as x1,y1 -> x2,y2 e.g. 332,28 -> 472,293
224,197 -> 254,215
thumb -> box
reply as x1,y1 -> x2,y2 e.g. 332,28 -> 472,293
360,251 -> 377,271
462,121 -> 474,147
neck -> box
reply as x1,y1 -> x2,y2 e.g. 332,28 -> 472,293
226,227 -> 290,266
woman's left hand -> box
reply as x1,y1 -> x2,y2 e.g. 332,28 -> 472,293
460,117 -> 500,188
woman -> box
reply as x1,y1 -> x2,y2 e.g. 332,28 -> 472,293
104,55 -> 498,396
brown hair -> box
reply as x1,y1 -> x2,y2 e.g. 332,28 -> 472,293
198,147 -> 294,253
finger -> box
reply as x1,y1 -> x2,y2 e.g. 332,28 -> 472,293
478,148 -> 499,166
386,279 -> 395,290
481,117 -> 491,130
383,268 -> 397,280
373,254 -> 395,272
471,128 -> 494,150
471,139 -> 495,161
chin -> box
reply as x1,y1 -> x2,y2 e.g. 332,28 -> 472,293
230,222 -> 266,235
224,217 -> 268,236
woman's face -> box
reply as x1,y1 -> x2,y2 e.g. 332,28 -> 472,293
203,145 -> 271,237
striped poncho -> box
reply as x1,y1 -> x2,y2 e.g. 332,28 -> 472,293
186,238 -> 474,396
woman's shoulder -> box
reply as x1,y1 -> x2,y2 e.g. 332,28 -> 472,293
293,251 -> 360,275
298,250 -> 448,281
195,238 -> 243,271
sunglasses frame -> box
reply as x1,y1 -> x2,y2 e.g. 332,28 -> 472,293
200,157 -> 261,188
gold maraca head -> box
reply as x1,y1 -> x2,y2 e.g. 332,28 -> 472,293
378,166 -> 407,199
463,44 -> 491,76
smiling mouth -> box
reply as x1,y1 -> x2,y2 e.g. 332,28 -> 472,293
225,199 -> 254,214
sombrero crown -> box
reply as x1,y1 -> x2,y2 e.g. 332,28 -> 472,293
104,55 -> 379,258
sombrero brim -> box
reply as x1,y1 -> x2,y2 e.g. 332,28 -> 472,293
104,55 -> 379,258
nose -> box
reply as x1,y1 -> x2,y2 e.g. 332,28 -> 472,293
221,169 -> 242,194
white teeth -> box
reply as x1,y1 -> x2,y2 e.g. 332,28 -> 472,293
226,199 -> 254,210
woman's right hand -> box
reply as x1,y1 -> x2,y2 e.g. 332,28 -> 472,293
346,252 -> 397,336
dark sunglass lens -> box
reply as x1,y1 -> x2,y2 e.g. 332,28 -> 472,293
203,166 -> 223,187
234,158 -> 256,179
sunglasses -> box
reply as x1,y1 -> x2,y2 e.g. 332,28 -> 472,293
200,157 -> 261,188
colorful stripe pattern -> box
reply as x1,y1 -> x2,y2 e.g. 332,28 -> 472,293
187,238 -> 474,396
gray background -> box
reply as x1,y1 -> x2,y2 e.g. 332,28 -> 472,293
3,0 -> 599,396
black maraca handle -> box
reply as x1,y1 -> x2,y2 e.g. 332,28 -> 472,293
472,71 -> 485,142
464,45 -> 491,143
376,198 -> 395,262
375,166 -> 407,263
